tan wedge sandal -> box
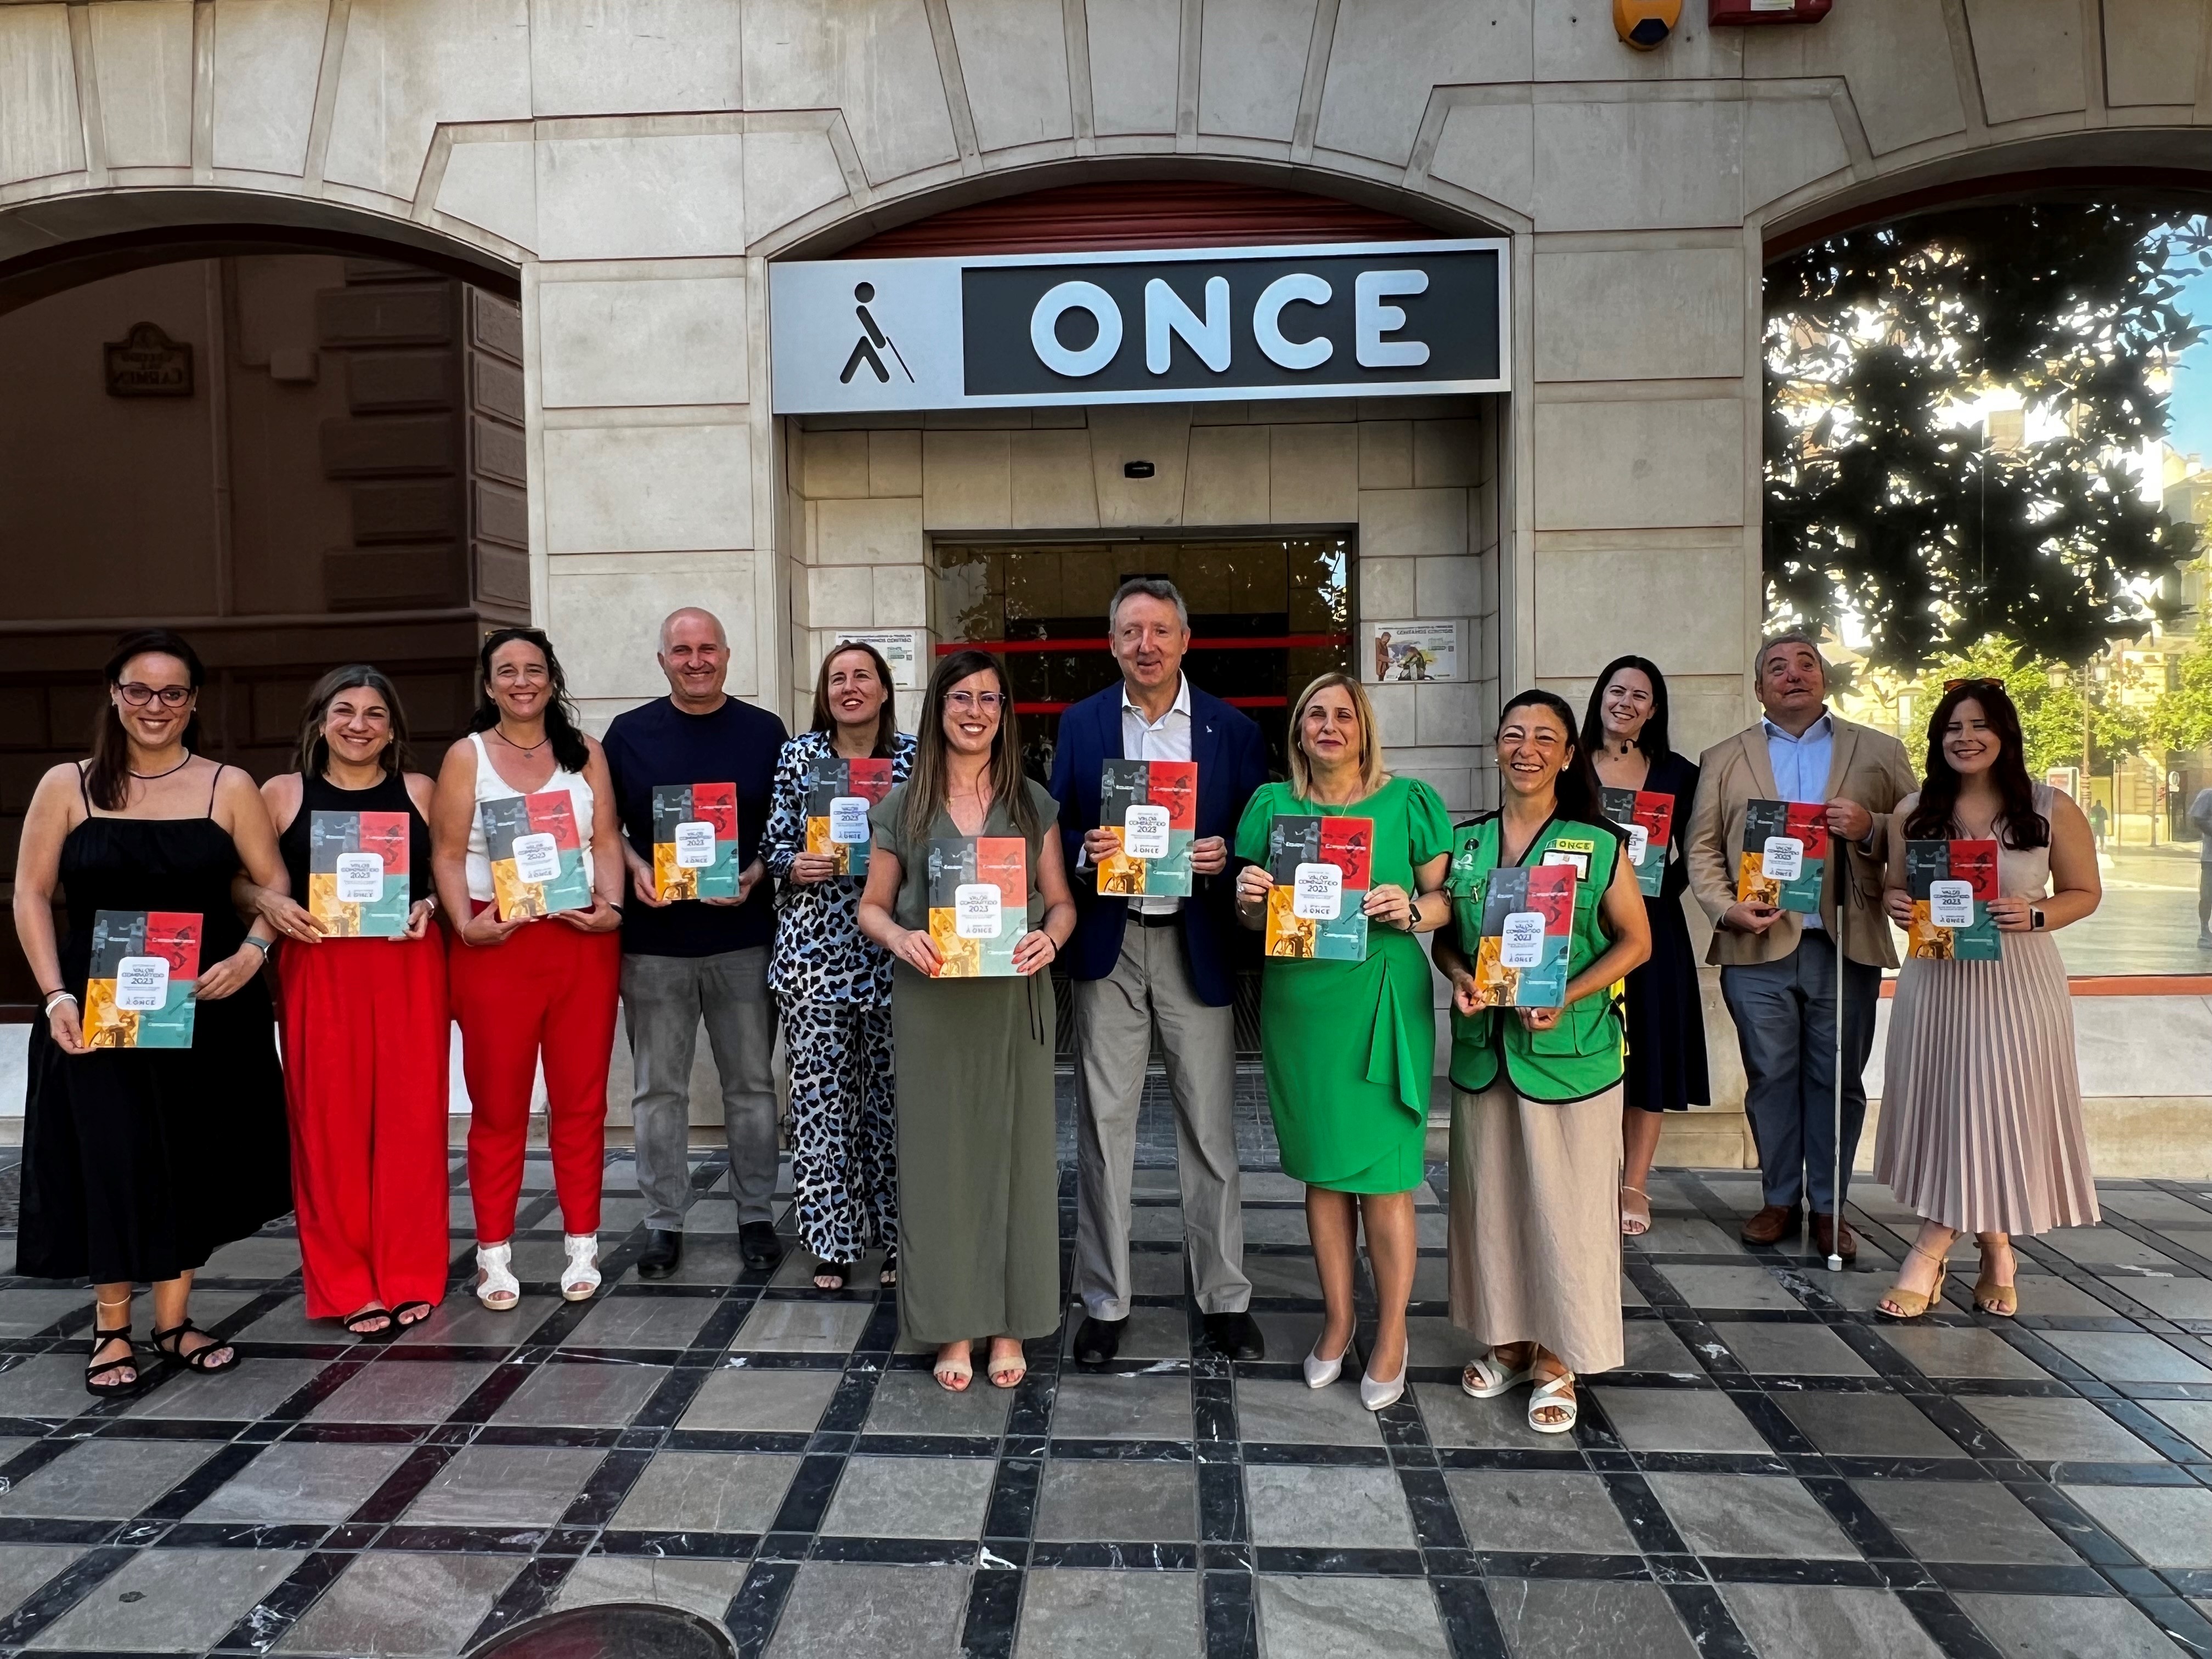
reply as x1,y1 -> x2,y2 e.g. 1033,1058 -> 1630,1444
1877,1244 -> 1949,1321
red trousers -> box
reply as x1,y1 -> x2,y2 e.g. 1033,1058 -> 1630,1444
448,910 -> 621,1240
276,930 -> 452,1319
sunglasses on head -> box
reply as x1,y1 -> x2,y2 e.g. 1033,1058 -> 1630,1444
1943,678 -> 2001,693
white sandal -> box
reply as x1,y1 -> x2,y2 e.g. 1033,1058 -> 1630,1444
560,1233 -> 601,1301
1461,1348 -> 1533,1399
1527,1369 -> 1578,1435
475,1242 -> 520,1312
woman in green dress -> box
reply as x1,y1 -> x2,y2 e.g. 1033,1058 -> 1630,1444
1233,672 -> 1451,1410
857,650 -> 1076,1393
1431,690 -> 1649,1434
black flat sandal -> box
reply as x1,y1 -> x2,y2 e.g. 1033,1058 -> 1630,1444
344,1306 -> 397,1341
390,1301 -> 435,1330
150,1319 -> 237,1374
879,1254 -> 898,1289
85,1326 -> 142,1400
812,1261 -> 852,1292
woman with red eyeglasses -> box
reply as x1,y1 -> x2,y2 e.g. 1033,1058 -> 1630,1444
1872,680 -> 2102,1322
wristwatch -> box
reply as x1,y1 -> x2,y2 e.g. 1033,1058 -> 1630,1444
2030,907 -> 2046,930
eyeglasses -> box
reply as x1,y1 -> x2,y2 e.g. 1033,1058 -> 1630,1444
115,683 -> 193,708
945,691 -> 1006,712
1943,678 -> 2001,693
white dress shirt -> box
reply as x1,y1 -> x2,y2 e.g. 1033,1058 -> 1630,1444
1120,675 -> 1193,916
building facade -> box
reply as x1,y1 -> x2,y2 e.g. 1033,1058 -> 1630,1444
9,0 -> 2212,1153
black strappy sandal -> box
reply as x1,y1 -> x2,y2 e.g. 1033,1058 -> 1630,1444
85,1325 -> 142,1400
812,1261 -> 852,1292
343,1306 -> 397,1341
150,1319 -> 237,1374
390,1301 -> 435,1331
879,1254 -> 898,1289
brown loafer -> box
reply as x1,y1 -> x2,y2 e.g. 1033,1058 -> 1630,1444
1811,1212 -> 1858,1262
1739,1204 -> 1802,1246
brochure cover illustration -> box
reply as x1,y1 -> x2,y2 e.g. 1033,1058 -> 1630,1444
1905,838 -> 2002,961
804,759 -> 895,879
85,909 -> 200,1048
1600,786 -> 1674,899
480,791 -> 591,921
1736,798 -> 1830,914
1097,758 -> 1198,899
308,809 -> 411,937
1469,865 -> 1575,1009
651,783 -> 739,900
1263,814 -> 1373,961
925,836 -> 1026,977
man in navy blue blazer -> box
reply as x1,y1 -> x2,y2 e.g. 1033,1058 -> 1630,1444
1050,578 -> 1271,1366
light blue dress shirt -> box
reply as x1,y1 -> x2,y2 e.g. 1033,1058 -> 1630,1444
1762,711 -> 1833,930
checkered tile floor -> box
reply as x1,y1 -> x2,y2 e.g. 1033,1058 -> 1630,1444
0,1117 -> 2208,1655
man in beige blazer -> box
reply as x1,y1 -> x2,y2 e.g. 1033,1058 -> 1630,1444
1685,631 -> 1918,1262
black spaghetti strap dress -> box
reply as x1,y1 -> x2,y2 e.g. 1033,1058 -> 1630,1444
19,768 -> 292,1283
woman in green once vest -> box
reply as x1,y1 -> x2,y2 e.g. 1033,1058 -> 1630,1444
1432,690 -> 1650,1434
1233,673 -> 1451,1412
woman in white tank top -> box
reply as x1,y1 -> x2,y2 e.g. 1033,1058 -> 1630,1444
431,628 -> 626,1312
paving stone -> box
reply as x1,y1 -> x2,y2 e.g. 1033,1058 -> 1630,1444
1051,1374 -> 1190,1441
1244,1464 -> 1415,1550
310,1359 -> 497,1424
0,1437 -> 216,1519
736,1300 -> 873,1353
1962,1396 -> 2161,1464
403,1445 -> 603,1526
1482,1578 -> 1697,1659
492,1358 -> 670,1426
1032,1460 -> 1197,1542
610,1451 -> 799,1533
190,1441 -> 413,1523
820,1455 -> 996,1539
1956,1591 -> 2183,1659
1592,1387 -> 1769,1454
1719,1585 -> 1945,1659
1852,1478 -> 2079,1565
1444,1469 -> 1636,1554
1775,1392 -> 1966,1459
1708,1321 -> 1874,1376
1255,1576 -> 1447,1658
1016,1567 -> 1203,1659
1646,1473 -> 1857,1559
681,1364 -> 842,1432
564,1295 -> 717,1350
867,1367 -> 1012,1436
278,1551 -> 520,1656
41,1549 -> 298,1650
1233,1376 -> 1382,1444
552,1555 -> 747,1624
762,1563 -> 971,1658
2062,1482 -> 2212,1568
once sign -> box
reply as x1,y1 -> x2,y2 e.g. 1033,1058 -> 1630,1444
769,240 -> 1505,414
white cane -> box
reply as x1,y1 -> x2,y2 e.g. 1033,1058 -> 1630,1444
1827,856 -> 1845,1274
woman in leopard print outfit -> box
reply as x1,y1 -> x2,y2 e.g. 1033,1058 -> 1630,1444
762,641 -> 915,1289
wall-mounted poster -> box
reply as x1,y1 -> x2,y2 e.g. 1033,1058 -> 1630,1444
1368,621 -> 1460,683
833,629 -> 924,690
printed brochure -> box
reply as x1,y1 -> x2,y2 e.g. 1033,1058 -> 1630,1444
1470,865 -> 1575,1009
1736,798 -> 1829,915
481,791 -> 591,921
651,783 -> 739,900
1599,787 -> 1673,899
804,759 -> 894,879
1263,814 -> 1373,961
1097,758 -> 1198,899
926,836 -> 1026,977
308,810 -> 411,937
1904,838 -> 2002,961
85,909 -> 200,1048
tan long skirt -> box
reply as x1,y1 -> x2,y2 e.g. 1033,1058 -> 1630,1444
1448,1080 -> 1624,1376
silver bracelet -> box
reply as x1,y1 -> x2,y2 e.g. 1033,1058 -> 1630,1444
42,990 -> 77,1015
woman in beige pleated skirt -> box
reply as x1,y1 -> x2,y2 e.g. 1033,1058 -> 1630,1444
1872,684 -> 2102,1322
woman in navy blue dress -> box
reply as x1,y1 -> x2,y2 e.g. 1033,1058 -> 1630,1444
1582,657 -> 1709,1237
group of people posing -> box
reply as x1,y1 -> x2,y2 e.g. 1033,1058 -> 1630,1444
12,592 -> 2101,1430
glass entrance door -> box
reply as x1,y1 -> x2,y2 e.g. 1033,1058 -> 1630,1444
930,536 -> 1353,780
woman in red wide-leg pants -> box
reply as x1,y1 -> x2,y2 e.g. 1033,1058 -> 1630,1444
279,929 -> 451,1318
249,667 -> 454,1338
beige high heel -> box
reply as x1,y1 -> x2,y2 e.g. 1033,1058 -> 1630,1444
1878,1244 -> 1949,1321
1975,1242 -> 2018,1317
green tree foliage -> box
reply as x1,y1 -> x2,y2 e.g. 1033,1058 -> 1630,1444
2152,633 -> 2212,757
1766,205 -> 2204,670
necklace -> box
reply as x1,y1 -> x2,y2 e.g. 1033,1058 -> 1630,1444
495,725 -> 548,755
129,750 -> 193,781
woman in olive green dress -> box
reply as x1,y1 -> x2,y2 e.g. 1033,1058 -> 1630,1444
1233,673 -> 1451,1411
1432,690 -> 1649,1434
857,650 -> 1076,1393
